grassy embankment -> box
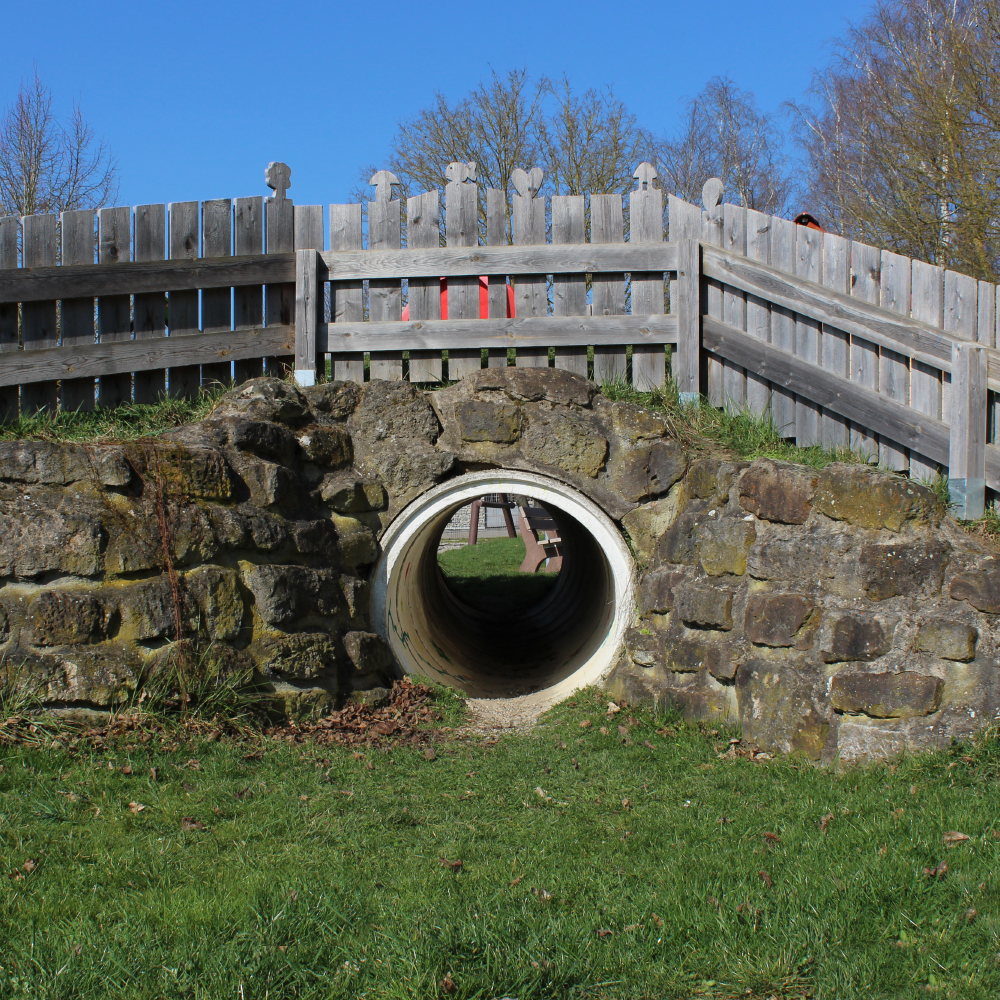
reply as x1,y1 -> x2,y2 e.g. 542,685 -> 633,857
2,690 -> 1000,999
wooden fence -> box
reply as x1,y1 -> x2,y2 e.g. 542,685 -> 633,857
0,161 -> 997,517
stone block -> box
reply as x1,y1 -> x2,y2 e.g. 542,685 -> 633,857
685,459 -> 743,502
15,646 -> 143,707
625,627 -> 664,669
637,569 -> 686,614
656,509 -> 708,566
699,519 -> 756,576
0,486 -> 102,579
0,441 -> 130,487
248,631 -> 342,680
296,424 -> 353,467
522,410 -> 608,478
746,530 -> 849,582
673,583 -> 734,630
859,539 -> 950,600
24,590 -> 111,646
378,450 -> 455,507
212,377 -> 311,426
301,380 -> 360,419
241,564 -> 342,627
219,417 -> 301,464
226,452 -> 297,507
914,620 -> 978,662
665,638 -> 735,679
610,440 -> 687,502
950,564 -> 1000,613
184,566 -> 244,642
131,444 -> 231,501
343,630 -> 394,675
269,680 -> 335,721
819,612 -> 893,662
813,465 -> 943,530
470,366 -> 596,406
457,400 -> 523,443
829,670 -> 943,718
738,459 -> 817,524
118,576 -> 178,641
736,658 -> 829,759
329,514 -> 378,568
621,496 -> 680,567
746,594 -> 817,648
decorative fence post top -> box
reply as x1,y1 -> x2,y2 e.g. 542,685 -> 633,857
445,161 -> 476,185
266,161 -> 291,201
702,177 -> 724,224
370,170 -> 400,204
512,168 -> 544,199
633,162 -> 658,191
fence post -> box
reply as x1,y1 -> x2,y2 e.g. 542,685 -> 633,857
294,248 -> 321,387
676,237 -> 702,404
949,340 -> 988,519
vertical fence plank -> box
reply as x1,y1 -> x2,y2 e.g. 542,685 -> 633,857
943,269 -> 978,433
847,242 -> 880,458
167,202 -> 201,398
768,214 -> 797,438
486,188 -> 509,368
668,196 -> 703,397
329,203 -> 364,383
877,250 -> 911,469
910,259 -> 944,480
744,209 -> 771,416
265,163 -> 295,377
978,280 -> 998,454
820,232 -> 851,451
949,341 -> 988,519
21,214 -> 59,413
630,163 -> 665,390
201,199 -> 233,391
294,249 -> 321,383
701,181 -> 725,406
551,194 -> 587,376
512,168 -> 548,368
591,192 -> 626,384
60,209 -> 96,413
293,206 -> 324,380
234,196 -> 264,384
793,225 -> 822,447
367,173 -> 403,380
133,204 -> 167,403
722,202 -> 747,409
444,161 -> 481,379
97,207 -> 132,408
0,217 -> 19,421
408,189 -> 443,380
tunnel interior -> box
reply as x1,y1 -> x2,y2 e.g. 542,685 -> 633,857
374,473 -> 634,703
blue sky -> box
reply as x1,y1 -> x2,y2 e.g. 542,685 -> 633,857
2,0 -> 874,214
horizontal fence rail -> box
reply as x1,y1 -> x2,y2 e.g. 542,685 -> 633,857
1,161 -> 999,518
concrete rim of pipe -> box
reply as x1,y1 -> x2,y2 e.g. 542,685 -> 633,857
371,470 -> 636,712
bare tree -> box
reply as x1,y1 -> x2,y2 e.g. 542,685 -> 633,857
0,70 -> 118,218
655,76 -> 793,215
789,0 -> 1000,279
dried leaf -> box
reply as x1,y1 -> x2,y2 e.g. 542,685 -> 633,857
180,817 -> 204,832
652,912 -> 664,928
923,861 -> 948,879
623,923 -> 640,931
966,907 -> 977,923
878,844 -> 887,856
423,747 -> 436,761
606,702 -> 622,715
893,807 -> 906,818
763,831 -> 781,844
532,887 -> 553,902
596,928 -> 613,938
510,874 -> 524,886
579,720 -> 592,729
707,895 -> 719,907
622,798 -> 631,811
943,831 -> 971,847
618,725 -> 630,737
759,870 -> 773,888
644,740 -> 656,751
440,973 -> 456,994
149,767 -> 158,782
22,859 -> 37,873
7,870 -> 24,882
119,765 -> 132,776
820,812 -> 834,834
438,857 -> 463,871
128,801 -> 146,814
234,787 -> 252,801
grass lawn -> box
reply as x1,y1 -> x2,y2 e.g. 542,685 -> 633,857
3,689 -> 999,999
438,536 -> 559,614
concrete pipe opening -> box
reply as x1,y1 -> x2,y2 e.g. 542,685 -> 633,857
372,471 -> 635,711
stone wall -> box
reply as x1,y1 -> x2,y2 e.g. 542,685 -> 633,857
3,369 -> 1000,761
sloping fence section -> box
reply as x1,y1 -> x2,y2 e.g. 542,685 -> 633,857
1,161 -> 998,517
666,182 -> 997,519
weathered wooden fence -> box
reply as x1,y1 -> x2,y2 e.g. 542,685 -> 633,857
0,161 -> 997,517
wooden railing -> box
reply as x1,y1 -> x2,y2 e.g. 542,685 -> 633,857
0,161 -> 998,518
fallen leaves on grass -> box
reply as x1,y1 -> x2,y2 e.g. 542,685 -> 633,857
438,857 -> 463,872
820,812 -> 834,834
128,801 -> 146,814
265,679 -> 444,749
579,719 -> 592,729
923,861 -> 948,879
763,831 -> 781,846
180,817 -> 204,832
22,859 -> 37,874
759,870 -> 773,888
596,928 -> 613,938
651,912 -> 664,928
943,831 -> 971,847
440,973 -> 456,994
606,702 -> 622,716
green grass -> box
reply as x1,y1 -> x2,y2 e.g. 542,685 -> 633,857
3,691 -> 1000,999
438,536 -> 558,614
0,391 -> 227,443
